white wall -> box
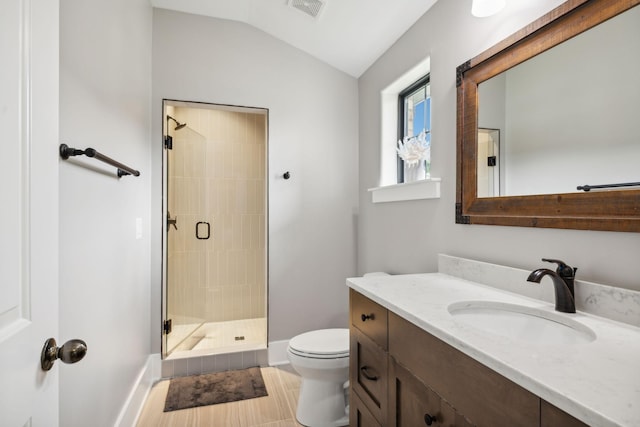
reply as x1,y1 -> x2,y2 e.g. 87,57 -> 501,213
59,0 -> 153,425
357,0 -> 640,291
151,9 -> 359,349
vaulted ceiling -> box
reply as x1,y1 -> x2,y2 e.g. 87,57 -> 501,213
149,0 -> 440,77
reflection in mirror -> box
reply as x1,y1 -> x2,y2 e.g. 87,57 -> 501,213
477,128 -> 500,197
477,5 -> 640,197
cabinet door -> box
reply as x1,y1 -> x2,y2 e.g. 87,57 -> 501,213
389,313 -> 539,427
440,399 -> 475,427
350,326 -> 388,423
390,357 -> 477,427
389,357 -> 441,427
351,391 -> 382,427
541,400 -> 588,427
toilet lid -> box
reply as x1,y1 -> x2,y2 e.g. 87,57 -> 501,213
288,328 -> 349,358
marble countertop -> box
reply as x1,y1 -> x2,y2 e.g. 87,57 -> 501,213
347,273 -> 640,427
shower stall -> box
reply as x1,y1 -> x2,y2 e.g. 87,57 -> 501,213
161,100 -> 268,360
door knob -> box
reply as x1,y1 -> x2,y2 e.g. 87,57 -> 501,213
41,338 -> 87,371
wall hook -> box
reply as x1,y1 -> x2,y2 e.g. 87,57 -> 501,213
283,171 -> 291,180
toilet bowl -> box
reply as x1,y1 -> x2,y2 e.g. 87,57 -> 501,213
287,328 -> 350,427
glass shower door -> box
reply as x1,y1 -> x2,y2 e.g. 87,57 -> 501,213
162,101 -> 268,359
164,118 -> 209,356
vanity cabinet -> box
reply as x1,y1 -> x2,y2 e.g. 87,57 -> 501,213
349,289 -> 588,427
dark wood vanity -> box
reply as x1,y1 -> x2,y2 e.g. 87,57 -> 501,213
349,289 -> 588,427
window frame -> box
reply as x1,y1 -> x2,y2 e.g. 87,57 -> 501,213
397,74 -> 431,183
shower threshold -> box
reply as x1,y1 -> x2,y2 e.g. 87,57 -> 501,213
166,317 -> 267,360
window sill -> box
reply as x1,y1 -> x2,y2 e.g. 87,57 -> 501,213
368,178 -> 441,203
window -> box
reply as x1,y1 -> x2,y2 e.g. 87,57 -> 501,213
397,75 -> 431,183
372,61 -> 440,202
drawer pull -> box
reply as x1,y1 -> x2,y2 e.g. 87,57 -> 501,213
361,313 -> 375,322
424,413 -> 437,425
360,366 -> 378,381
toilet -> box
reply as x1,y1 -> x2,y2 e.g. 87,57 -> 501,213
287,328 -> 350,427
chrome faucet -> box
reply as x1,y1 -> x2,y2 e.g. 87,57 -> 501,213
527,258 -> 577,313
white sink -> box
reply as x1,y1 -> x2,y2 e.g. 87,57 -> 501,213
448,301 -> 596,345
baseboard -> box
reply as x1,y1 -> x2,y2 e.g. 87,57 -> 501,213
268,339 -> 290,366
114,353 -> 162,427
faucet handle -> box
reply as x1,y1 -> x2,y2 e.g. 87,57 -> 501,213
542,258 -> 576,278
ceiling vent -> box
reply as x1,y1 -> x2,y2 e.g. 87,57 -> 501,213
289,0 -> 325,19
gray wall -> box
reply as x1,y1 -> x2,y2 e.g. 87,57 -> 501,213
59,0 -> 153,425
503,6 -> 640,196
151,9 -> 359,349
357,0 -> 640,291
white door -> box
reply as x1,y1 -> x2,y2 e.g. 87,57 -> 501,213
0,0 -> 60,425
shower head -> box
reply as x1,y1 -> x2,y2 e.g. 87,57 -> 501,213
167,115 -> 187,131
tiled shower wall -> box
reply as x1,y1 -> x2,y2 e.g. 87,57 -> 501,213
167,107 -> 267,327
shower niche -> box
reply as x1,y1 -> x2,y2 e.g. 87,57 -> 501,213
161,100 -> 268,360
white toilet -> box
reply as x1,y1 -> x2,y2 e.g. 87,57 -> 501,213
287,328 -> 350,427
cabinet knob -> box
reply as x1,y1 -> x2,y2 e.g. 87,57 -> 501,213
424,413 -> 437,425
361,313 -> 374,322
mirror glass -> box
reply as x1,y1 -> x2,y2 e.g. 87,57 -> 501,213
477,5 -> 640,197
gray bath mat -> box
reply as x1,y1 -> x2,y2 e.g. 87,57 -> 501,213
163,366 -> 268,412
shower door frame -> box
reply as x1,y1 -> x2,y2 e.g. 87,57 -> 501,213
160,98 -> 269,359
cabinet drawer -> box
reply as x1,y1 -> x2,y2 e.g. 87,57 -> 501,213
389,312 -> 539,427
351,391 -> 382,427
350,289 -> 388,350
350,326 -> 388,423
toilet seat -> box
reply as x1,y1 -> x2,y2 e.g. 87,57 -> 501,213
288,328 -> 349,359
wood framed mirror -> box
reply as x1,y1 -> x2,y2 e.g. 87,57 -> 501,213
456,0 -> 640,232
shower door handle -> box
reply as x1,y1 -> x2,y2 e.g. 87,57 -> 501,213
196,222 -> 210,240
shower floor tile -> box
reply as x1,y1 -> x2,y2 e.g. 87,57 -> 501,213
167,317 -> 267,359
